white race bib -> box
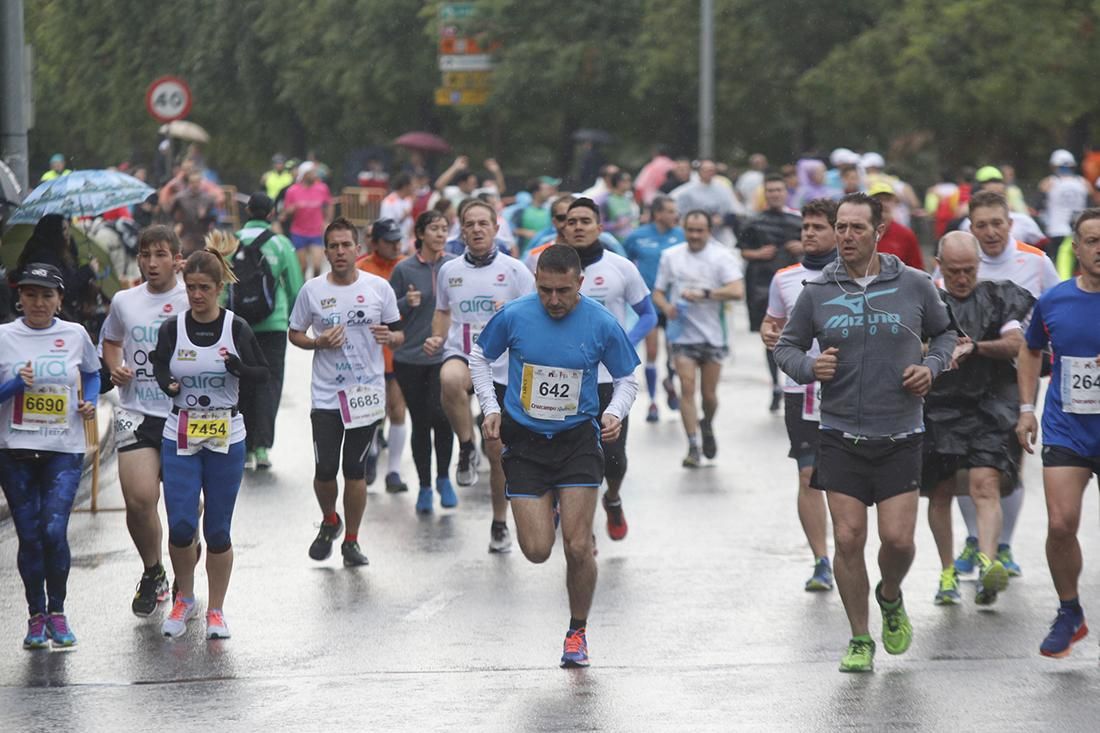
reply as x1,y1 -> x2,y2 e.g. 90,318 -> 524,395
802,381 -> 822,422
177,408 -> 231,455
114,407 -> 142,448
1061,356 -> 1100,414
12,383 -> 69,431
337,383 -> 385,429
462,322 -> 484,355
519,363 -> 582,421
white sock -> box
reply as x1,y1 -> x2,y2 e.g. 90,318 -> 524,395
387,423 -> 407,474
1000,484 -> 1024,546
957,495 -> 978,539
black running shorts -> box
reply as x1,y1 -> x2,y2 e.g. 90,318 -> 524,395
499,411 -> 604,498
810,429 -> 922,506
783,392 -> 819,470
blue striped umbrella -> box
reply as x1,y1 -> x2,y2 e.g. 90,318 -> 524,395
7,169 -> 154,226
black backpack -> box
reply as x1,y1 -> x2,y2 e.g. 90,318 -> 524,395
227,229 -> 277,324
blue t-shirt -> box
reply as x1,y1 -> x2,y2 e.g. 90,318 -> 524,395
1024,279 -> 1100,457
623,223 -> 685,289
478,293 -> 641,436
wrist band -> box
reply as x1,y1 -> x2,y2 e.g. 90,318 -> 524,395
1019,403 -> 1036,413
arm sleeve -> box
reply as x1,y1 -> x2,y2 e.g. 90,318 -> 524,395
80,370 -> 101,407
920,278 -> 956,378
100,305 -> 123,342
627,296 -> 657,345
514,261 -> 536,294
1024,300 -> 1048,350
0,376 -> 23,403
229,318 -> 270,382
79,332 -> 100,406
719,251 -> 744,284
654,252 -> 671,293
152,318 -> 178,395
604,374 -> 638,422
469,343 -> 500,416
602,316 -> 642,379
772,289 -> 818,384
389,266 -> 412,316
435,268 -> 451,311
765,277 -> 787,319
288,283 -> 311,332
380,283 -> 401,326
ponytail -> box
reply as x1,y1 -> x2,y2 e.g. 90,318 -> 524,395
183,230 -> 239,285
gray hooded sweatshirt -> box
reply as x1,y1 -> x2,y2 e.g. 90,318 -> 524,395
773,254 -> 956,438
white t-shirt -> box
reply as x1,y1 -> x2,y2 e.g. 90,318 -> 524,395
380,192 -> 414,243
435,254 -> 534,384
767,263 -> 822,393
580,252 -> 649,382
978,239 -> 1061,298
654,241 -> 744,347
1045,175 -> 1090,237
100,281 -> 188,418
959,211 -> 1045,246
0,318 -> 99,454
290,271 -> 400,411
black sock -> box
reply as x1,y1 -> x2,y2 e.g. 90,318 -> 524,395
461,440 -> 475,453
1061,597 -> 1082,613
569,617 -> 586,631
491,519 -> 507,530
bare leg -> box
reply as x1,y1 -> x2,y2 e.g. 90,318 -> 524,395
440,361 -> 474,443
118,448 -> 164,568
510,493 -> 557,563
969,467 -> 1003,559
927,480 -> 955,569
559,487 -> 599,620
1044,466 -> 1092,600
206,548 -> 233,609
875,490 -> 918,601
314,479 -> 338,517
675,356 -> 699,439
699,361 -> 721,422
797,467 -> 828,558
486,439 -> 507,523
828,491 -> 870,636
343,478 -> 367,537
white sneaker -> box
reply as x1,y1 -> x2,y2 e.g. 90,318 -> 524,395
456,444 -> 481,486
489,523 -> 512,553
206,609 -> 231,640
162,598 -> 198,638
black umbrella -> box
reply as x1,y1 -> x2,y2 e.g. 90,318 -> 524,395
572,128 -> 613,145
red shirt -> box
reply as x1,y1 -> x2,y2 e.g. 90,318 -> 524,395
878,220 -> 925,271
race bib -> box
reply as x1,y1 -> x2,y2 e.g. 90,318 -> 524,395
114,407 -> 142,448
337,383 -> 385,429
177,409 -> 230,455
1061,356 -> 1100,414
519,363 -> 582,421
462,322 -> 484,354
802,381 -> 822,422
12,383 -> 69,431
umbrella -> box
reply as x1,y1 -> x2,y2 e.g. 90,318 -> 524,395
394,132 -> 451,154
1,223 -> 122,298
573,128 -> 613,145
6,169 -> 154,226
158,120 -> 210,143
0,160 -> 22,208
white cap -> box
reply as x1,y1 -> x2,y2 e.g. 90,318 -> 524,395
1050,149 -> 1076,167
860,152 -> 885,170
296,161 -> 316,180
830,147 -> 854,166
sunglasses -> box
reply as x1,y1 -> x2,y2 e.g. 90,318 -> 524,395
554,214 -> 568,222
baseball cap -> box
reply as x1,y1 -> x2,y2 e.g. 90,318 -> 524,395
829,147 -> 855,166
975,166 -> 1004,183
49,153 -> 65,165
867,181 -> 897,198
17,263 -> 65,291
370,218 -> 402,242
246,192 -> 274,218
1050,149 -> 1076,167
538,176 -> 562,187
861,152 -> 885,170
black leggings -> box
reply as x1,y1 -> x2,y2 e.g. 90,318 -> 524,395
393,361 -> 455,488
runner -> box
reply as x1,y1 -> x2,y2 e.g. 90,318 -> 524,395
100,225 -> 189,617
531,197 -> 656,540
623,195 -> 684,422
357,218 -> 410,492
389,211 -> 457,513
761,198 -> 838,591
0,263 -> 99,649
774,192 -> 957,673
425,200 -> 534,552
470,244 -> 640,667
152,232 -> 270,640
923,232 -> 1034,607
651,210 -> 744,467
1016,207 -> 1100,658
289,217 -> 403,567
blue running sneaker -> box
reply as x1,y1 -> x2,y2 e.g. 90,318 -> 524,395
1040,607 -> 1088,658
416,486 -> 433,514
23,614 -> 48,650
954,536 -> 979,575
997,544 -> 1022,577
437,477 -> 458,508
560,628 -> 589,668
805,557 -> 834,591
46,613 -> 76,647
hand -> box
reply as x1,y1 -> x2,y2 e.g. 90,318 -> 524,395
110,364 -> 134,386
484,158 -> 501,173
757,244 -> 778,260
18,361 -> 33,388
813,347 -> 839,381
901,364 -> 933,396
370,324 -> 393,345
481,412 -> 501,441
761,320 -> 782,350
166,380 -> 180,396
423,335 -> 444,356
1016,411 -> 1039,454
681,289 -> 704,303
453,155 -> 469,170
406,284 -> 421,308
223,353 -> 243,376
950,337 -> 974,369
600,414 -> 623,442
77,400 -> 96,421
315,325 -> 346,349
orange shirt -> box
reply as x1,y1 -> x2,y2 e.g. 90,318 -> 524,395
356,252 -> 405,372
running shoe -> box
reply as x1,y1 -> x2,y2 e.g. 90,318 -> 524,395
699,419 -> 717,459
206,609 -> 230,640
838,637 -> 875,673
341,540 -> 370,567
769,387 -> 782,413
1040,606 -> 1089,658
416,486 -> 434,514
934,567 -> 961,606
663,376 -> 680,411
456,443 -> 480,486
244,451 -> 257,471
997,544 -> 1022,577
646,403 -> 659,423
975,555 -> 1009,606
45,614 -> 76,647
436,477 -> 458,508
560,628 -> 589,668
489,522 -> 512,553
23,614 -> 48,650
385,471 -> 408,493
682,446 -> 702,468
255,447 -> 272,470
309,515 -> 344,561
162,598 -> 198,638
954,536 -> 979,575
876,583 -> 913,655
805,557 -> 833,592
603,494 -> 628,541
132,564 -> 170,617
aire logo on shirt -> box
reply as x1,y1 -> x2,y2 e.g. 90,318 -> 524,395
176,349 -> 198,361
458,296 -> 499,315
13,354 -> 67,378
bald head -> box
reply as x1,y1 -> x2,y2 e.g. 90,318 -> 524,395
937,231 -> 980,262
937,231 -> 980,299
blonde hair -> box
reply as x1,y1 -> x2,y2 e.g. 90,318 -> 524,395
183,230 -> 239,285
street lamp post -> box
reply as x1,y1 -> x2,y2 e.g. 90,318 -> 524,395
698,0 -> 714,160
1,0 -> 30,192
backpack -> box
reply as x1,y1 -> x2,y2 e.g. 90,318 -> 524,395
227,229 -> 277,324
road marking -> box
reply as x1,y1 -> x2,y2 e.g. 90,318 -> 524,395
404,591 -> 461,622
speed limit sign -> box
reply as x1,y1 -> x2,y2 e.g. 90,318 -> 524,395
145,76 -> 192,123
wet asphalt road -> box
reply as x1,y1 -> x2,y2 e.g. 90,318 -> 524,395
3,318 -> 1100,732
